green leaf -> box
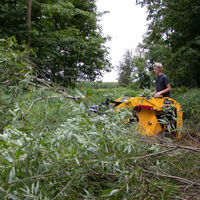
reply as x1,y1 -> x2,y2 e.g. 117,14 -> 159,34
4,155 -> 13,163
100,189 -> 113,197
109,189 -> 119,196
87,147 -> 98,152
18,126 -> 32,133
8,167 -> 15,183
22,194 -> 37,199
7,193 -> 20,200
0,186 -> 6,192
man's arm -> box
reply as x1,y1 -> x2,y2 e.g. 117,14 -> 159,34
155,84 -> 171,96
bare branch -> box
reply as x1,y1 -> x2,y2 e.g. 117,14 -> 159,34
25,77 -> 80,101
52,167 -> 85,200
143,169 -> 200,187
186,131 -> 200,143
136,147 -> 178,159
21,96 -> 62,119
175,145 -> 200,153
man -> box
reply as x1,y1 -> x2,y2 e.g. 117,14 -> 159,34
152,62 -> 171,98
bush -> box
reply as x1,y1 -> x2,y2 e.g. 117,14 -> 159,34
0,37 -> 29,86
171,86 -> 190,97
176,88 -> 200,132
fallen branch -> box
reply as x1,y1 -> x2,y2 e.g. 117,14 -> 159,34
52,167 -> 85,200
135,147 -> 178,159
7,163 -> 78,186
185,160 -> 200,179
187,131 -> 200,143
25,80 -> 49,88
20,96 -> 66,119
175,145 -> 200,153
143,169 -> 200,188
21,96 -> 43,119
160,142 -> 200,153
25,78 -> 80,101
34,77 -> 52,88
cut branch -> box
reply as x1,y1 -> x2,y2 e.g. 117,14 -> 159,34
21,96 -> 63,119
143,169 -> 200,188
7,163 -> 78,186
136,147 -> 178,159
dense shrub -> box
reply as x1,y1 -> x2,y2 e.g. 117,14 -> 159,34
176,89 -> 200,132
0,37 -> 29,86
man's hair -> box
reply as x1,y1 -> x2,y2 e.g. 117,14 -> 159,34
153,62 -> 163,71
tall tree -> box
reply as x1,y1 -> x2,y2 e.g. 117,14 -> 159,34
0,0 -> 111,86
26,0 -> 32,57
117,50 -> 151,88
117,50 -> 133,86
0,0 -> 26,42
136,0 -> 200,88
131,55 -> 150,88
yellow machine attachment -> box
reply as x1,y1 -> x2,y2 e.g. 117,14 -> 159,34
89,96 -> 183,139
114,96 -> 182,139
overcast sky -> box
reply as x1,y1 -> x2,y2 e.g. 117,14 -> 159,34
96,0 -> 148,82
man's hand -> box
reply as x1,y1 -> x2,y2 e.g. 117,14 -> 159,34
151,91 -> 156,96
155,92 -> 162,97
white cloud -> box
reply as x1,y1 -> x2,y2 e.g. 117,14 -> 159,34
96,0 -> 148,82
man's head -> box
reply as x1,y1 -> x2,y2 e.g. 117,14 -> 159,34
153,62 -> 163,75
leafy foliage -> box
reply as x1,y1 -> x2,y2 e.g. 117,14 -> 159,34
117,50 -> 151,88
0,82 -> 200,199
136,0 -> 200,88
0,37 -> 33,132
0,0 -> 111,86
117,49 -> 133,86
0,37 -> 29,85
1,2 -> 200,198
175,88 -> 200,133
131,55 -> 151,88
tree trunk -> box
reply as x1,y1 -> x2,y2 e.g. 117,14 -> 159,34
26,0 -> 32,58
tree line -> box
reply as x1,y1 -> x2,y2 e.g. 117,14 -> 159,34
0,0 -> 111,87
117,0 -> 200,89
1,0 -> 200,88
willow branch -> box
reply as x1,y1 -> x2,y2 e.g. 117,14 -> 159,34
143,169 -> 200,187
175,145 -> 200,153
21,96 -> 63,119
7,163 -> 78,185
52,167 -> 85,200
26,78 -> 80,101
187,131 -> 200,143
136,147 -> 178,159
